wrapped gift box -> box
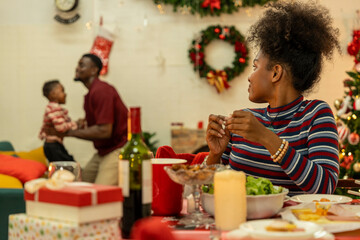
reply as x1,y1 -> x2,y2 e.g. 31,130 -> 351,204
24,182 -> 123,223
8,213 -> 120,240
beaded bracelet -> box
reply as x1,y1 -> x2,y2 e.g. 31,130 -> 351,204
201,155 -> 209,167
273,140 -> 289,163
270,139 -> 286,160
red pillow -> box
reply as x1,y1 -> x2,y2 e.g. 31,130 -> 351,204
0,154 -> 47,183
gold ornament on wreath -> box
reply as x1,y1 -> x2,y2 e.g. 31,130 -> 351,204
188,25 -> 248,93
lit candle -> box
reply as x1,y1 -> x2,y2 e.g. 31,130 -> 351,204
214,170 -> 246,231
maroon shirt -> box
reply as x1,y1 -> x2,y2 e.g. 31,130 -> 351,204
84,78 -> 128,156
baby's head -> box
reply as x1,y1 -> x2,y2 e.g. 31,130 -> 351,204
42,80 -> 66,104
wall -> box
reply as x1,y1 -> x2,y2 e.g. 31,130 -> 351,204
0,0 -> 356,167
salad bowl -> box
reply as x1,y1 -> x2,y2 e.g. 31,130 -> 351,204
201,176 -> 289,219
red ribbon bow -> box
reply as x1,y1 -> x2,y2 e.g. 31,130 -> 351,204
201,0 -> 221,12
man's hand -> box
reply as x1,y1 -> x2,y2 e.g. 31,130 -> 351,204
44,126 -> 67,138
76,118 -> 87,129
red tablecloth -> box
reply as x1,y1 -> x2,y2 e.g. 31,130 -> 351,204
128,199 -> 360,240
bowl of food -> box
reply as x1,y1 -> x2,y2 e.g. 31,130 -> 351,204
164,164 -> 226,185
201,176 -> 288,219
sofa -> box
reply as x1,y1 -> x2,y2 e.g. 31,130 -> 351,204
0,141 -> 48,239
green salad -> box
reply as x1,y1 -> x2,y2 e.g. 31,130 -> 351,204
202,176 -> 283,195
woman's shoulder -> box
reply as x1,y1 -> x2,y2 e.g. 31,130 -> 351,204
302,99 -> 332,110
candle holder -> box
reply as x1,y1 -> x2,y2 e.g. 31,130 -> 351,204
164,164 -> 226,227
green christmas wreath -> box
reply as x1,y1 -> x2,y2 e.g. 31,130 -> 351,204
189,25 -> 248,93
153,0 -> 276,17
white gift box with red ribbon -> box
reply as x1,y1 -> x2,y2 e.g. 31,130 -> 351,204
24,182 -> 123,223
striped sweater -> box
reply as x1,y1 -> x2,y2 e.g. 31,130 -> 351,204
39,102 -> 77,143
221,96 -> 339,196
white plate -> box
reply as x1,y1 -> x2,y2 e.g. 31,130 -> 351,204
239,219 -> 323,240
290,194 -> 352,205
227,228 -> 334,240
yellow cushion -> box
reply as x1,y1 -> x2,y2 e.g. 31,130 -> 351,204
0,174 -> 22,188
0,151 -> 17,156
16,147 -> 48,166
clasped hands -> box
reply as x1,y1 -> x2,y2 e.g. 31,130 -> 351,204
44,118 -> 87,138
206,110 -> 269,155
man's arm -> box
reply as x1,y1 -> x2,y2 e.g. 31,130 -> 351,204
67,123 -> 113,140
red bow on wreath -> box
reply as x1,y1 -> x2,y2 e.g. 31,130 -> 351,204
201,0 -> 221,12
207,70 -> 230,93
189,52 -> 204,66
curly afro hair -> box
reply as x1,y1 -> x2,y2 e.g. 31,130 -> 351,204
247,0 -> 340,94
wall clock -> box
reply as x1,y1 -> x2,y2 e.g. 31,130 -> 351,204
54,0 -> 80,24
55,0 -> 78,12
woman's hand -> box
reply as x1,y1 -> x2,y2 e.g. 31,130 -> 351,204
206,114 -> 231,155
225,110 -> 268,144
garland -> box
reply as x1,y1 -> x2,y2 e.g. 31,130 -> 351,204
189,25 -> 248,93
153,0 -> 276,17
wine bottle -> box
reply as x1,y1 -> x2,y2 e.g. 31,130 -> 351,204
119,107 -> 152,239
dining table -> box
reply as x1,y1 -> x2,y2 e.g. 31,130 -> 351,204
139,198 -> 360,240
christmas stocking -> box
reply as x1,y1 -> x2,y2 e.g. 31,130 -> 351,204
90,27 -> 114,75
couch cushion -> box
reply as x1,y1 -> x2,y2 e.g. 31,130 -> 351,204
0,188 -> 25,240
0,151 -> 18,157
0,141 -> 15,151
0,154 -> 47,183
16,147 -> 48,166
0,174 -> 22,188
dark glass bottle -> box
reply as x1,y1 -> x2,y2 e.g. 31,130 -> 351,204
119,107 -> 152,239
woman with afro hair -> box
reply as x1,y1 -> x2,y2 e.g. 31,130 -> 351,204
205,0 -> 341,196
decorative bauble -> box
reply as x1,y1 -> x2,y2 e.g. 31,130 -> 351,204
354,98 -> 360,110
353,162 -> 360,172
348,42 -> 359,56
355,63 -> 360,73
334,98 -> 343,110
348,132 -> 360,145
339,153 -> 345,161
337,125 -> 350,143
337,95 -> 352,116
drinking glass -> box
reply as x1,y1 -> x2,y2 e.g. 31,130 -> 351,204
48,161 -> 82,181
164,164 -> 226,227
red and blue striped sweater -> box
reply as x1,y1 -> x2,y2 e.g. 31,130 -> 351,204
221,96 -> 339,196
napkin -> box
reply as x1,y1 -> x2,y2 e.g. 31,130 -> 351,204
155,145 -> 208,165
131,217 -> 176,240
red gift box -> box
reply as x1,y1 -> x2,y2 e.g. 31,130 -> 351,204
24,182 -> 123,223
25,182 -> 123,206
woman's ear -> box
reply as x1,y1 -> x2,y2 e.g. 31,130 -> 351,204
272,64 -> 283,83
